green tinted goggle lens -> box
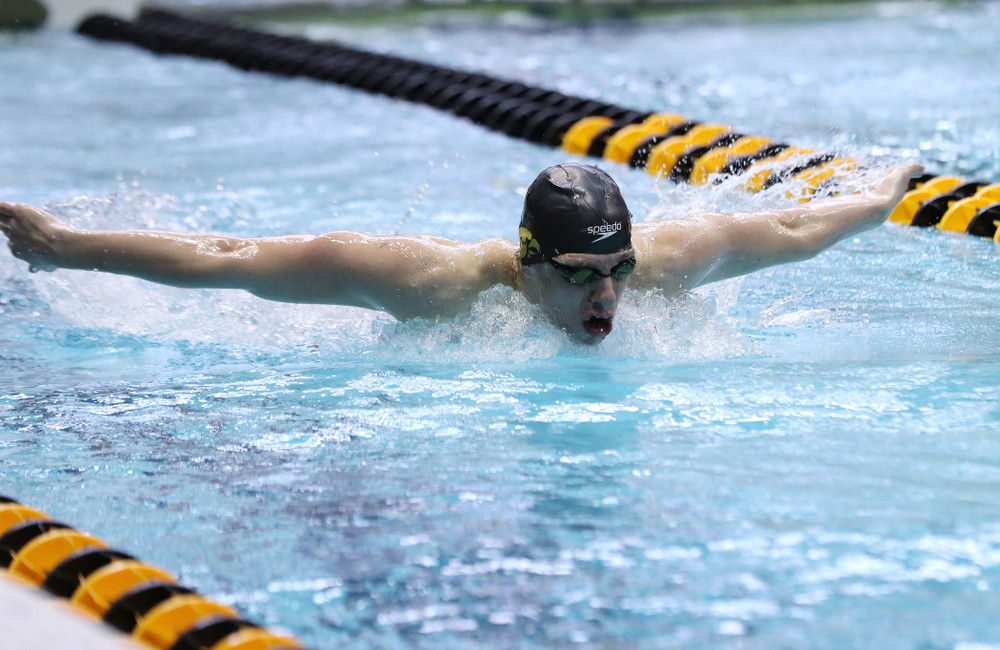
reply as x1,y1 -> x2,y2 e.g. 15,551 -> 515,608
549,257 -> 636,285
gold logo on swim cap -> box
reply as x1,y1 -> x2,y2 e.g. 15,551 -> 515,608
519,227 -> 540,260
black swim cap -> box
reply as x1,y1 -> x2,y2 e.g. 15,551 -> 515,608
519,163 -> 633,265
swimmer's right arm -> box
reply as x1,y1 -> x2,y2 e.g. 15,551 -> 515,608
0,202 -> 267,287
0,202 -> 515,319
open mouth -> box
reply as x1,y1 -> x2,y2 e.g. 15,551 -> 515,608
583,316 -> 613,337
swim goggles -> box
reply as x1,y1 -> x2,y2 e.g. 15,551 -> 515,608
548,257 -> 636,285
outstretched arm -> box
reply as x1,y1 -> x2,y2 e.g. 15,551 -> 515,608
629,162 -> 923,293
0,202 -> 517,320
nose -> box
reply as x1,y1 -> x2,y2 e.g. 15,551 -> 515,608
588,277 -> 617,310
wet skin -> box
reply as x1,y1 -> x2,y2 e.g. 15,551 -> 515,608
0,163 -> 924,346
519,248 -> 635,345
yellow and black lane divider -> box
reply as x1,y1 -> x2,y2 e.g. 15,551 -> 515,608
74,8 -> 1000,242
0,494 -> 303,650
888,177 -> 1000,241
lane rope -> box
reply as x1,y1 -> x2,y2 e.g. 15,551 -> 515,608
71,7 -> 1000,241
0,494 -> 304,650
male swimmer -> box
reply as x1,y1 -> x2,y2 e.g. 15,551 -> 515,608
1,161 -> 921,344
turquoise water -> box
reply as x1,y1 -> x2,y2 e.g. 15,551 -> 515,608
3,3 -> 1000,648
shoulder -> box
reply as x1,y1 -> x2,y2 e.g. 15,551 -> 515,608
629,215 -> 728,294
431,237 -> 519,300
463,237 -> 519,286
389,235 -> 519,319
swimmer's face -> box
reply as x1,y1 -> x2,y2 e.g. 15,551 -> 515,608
521,249 -> 635,344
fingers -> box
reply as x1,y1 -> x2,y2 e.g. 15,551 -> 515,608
870,162 -> 923,197
891,163 -> 924,189
883,162 -> 922,175
0,203 -> 25,242
2,203 -> 44,265
0,201 -> 24,225
0,203 -> 14,229
0,203 -> 56,238
896,161 -> 924,179
0,204 -> 15,239
0,202 -> 28,229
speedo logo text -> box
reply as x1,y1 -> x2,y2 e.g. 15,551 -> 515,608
587,221 -> 622,243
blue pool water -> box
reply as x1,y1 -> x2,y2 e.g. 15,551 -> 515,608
2,2 -> 1000,647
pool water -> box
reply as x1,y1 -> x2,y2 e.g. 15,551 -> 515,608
3,2 -> 1000,648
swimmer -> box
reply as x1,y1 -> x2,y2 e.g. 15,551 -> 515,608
1,161 -> 921,344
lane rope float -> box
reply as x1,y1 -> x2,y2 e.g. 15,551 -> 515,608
0,494 -> 304,650
73,8 -> 1000,241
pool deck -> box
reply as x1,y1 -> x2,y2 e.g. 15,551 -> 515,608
0,573 -> 140,650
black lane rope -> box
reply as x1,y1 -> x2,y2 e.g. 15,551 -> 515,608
0,494 -> 304,649
75,8 -> 1000,241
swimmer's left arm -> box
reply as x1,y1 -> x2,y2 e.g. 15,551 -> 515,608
631,162 -> 922,292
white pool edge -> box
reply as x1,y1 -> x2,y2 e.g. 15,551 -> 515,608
0,573 -> 142,650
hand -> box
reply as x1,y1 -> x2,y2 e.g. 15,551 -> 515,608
0,202 -> 75,272
870,162 -> 924,203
